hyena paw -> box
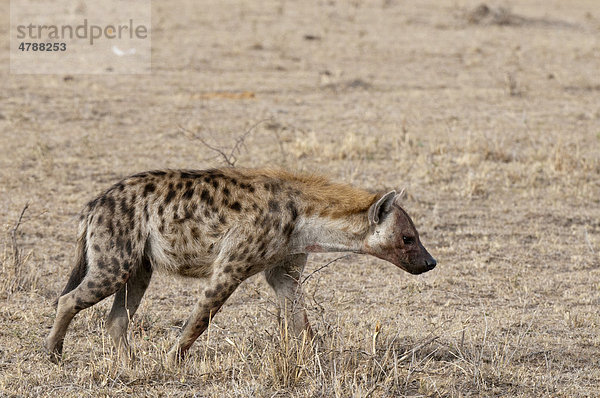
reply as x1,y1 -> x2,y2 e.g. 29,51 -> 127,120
45,339 -> 63,364
166,348 -> 185,366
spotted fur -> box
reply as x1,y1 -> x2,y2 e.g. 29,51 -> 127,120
45,168 -> 436,363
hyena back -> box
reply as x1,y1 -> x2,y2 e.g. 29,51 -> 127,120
46,168 -> 436,363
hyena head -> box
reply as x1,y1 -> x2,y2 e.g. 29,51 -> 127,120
365,190 -> 437,275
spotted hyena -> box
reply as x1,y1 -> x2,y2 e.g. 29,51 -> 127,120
45,168 -> 436,363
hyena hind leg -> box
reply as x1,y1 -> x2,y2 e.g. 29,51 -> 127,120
45,272 -> 128,363
106,256 -> 153,357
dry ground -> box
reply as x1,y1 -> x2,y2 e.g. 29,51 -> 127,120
1,0 -> 600,396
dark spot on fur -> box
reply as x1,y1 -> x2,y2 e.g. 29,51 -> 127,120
87,281 -> 96,289
158,204 -> 164,217
176,182 -> 183,190
93,244 -> 101,252
287,201 -> 298,220
230,178 -> 238,186
125,240 -> 132,255
205,289 -> 215,298
191,226 -> 200,239
284,222 -> 294,237
224,265 -> 232,273
125,203 -> 135,222
120,197 -> 128,214
97,215 -> 103,225
230,201 -> 242,212
74,299 -> 85,311
268,200 -> 280,213
106,220 -> 114,236
116,236 -> 124,251
165,187 -> 176,204
219,214 -> 226,224
143,183 -> 156,196
262,215 -> 272,228
211,180 -> 219,189
223,187 -> 230,197
143,203 -> 149,221
183,187 -> 195,200
149,170 -> 167,176
200,189 -> 211,203
264,182 -> 282,194
257,241 -> 267,253
105,196 -> 116,214
87,198 -> 98,210
97,259 -> 107,269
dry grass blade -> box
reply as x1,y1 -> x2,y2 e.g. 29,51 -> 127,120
11,202 -> 29,269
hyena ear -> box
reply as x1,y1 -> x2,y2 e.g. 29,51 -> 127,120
368,190 -> 396,225
393,188 -> 406,205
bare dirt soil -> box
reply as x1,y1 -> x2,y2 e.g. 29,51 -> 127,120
1,0 -> 599,396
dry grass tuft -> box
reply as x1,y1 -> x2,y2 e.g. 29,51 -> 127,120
1,203 -> 40,296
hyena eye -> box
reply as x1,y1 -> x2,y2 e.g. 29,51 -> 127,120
402,236 -> 415,245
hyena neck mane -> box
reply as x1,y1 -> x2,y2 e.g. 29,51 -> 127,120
261,169 -> 382,254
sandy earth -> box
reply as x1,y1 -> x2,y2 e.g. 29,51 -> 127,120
1,0 -> 599,396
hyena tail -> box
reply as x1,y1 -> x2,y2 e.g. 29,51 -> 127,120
58,218 -> 89,300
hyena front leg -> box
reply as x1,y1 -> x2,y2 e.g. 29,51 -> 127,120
167,269 -> 241,364
106,255 -> 153,357
264,253 -> 314,340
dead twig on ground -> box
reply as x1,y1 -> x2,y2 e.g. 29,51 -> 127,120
179,119 -> 270,167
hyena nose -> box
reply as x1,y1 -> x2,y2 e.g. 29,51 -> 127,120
425,257 -> 437,270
